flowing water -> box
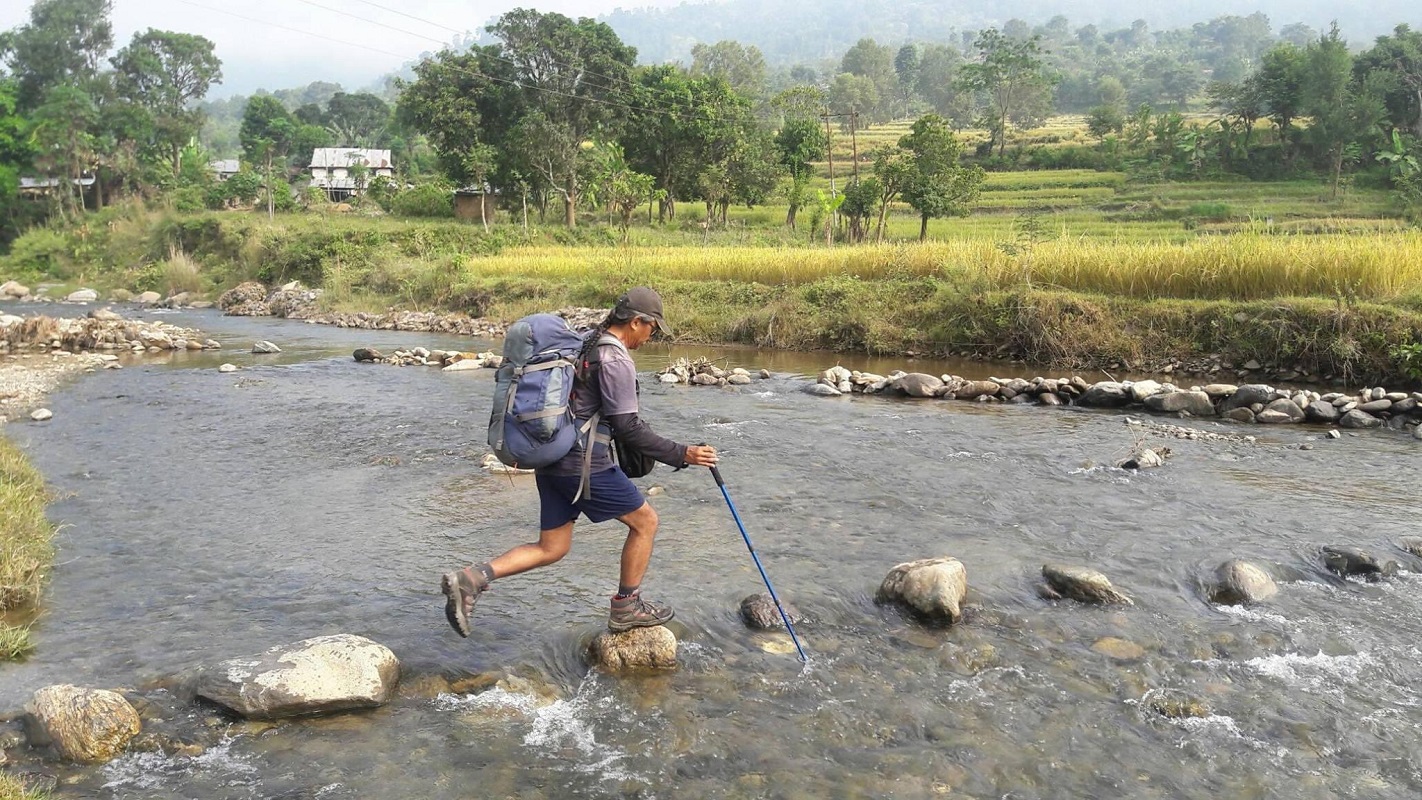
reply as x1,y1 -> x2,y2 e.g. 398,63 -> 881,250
4,308 -> 1422,799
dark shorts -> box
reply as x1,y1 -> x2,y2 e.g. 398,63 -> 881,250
536,467 -> 645,530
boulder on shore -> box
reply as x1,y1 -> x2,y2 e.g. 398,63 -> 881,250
876,557 -> 968,623
1209,560 -> 1277,605
24,685 -> 141,763
587,626 -> 678,672
196,634 -> 400,720
0,280 -> 31,298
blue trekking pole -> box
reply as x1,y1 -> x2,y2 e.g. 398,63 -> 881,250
709,464 -> 809,663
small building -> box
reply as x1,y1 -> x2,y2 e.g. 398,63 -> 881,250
309,148 -> 394,201
209,159 -> 241,181
454,185 -> 501,223
19,175 -> 98,207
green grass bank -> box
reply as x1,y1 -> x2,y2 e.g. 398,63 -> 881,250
0,435 -> 54,662
5,206 -> 1422,383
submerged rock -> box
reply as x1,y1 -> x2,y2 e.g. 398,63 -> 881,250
1210,560 -> 1277,605
1091,637 -> 1145,661
24,685 -> 141,763
587,626 -> 678,672
1117,446 -> 1170,470
876,557 -> 968,624
197,633 -> 400,720
251,340 -> 282,354
804,383 -> 842,397
1321,546 -> 1399,581
738,593 -> 803,630
1040,564 -> 1133,605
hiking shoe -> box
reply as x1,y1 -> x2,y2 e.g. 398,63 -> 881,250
608,591 -> 675,632
441,566 -> 490,638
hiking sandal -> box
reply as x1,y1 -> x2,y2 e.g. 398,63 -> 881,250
441,567 -> 489,638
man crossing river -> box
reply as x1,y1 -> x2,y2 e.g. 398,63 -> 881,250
441,287 -> 719,636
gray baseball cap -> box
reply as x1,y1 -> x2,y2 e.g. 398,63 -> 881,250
614,286 -> 672,336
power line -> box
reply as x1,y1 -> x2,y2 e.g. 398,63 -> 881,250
345,0 -> 467,37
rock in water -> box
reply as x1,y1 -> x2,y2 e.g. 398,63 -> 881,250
352,348 -> 383,362
24,685 -> 141,763
197,634 -> 400,720
739,593 -> 803,630
1210,560 -> 1277,604
1041,564 -> 1133,605
804,383 -> 842,397
587,626 -> 678,672
876,557 -> 968,623
1091,637 -> 1145,661
1117,447 -> 1169,470
895,373 -> 944,398
30,408 -> 53,422
251,341 -> 281,354
1321,546 -> 1398,581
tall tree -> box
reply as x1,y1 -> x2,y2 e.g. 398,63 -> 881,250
111,29 -> 222,174
397,46 -> 519,187
1305,25 -> 1387,198
240,95 -> 297,219
325,92 -> 391,147
30,85 -> 98,219
957,29 -> 1057,157
915,44 -> 970,124
0,0 -> 113,111
773,116 -> 826,228
1258,43 -> 1308,156
491,9 -> 637,227
689,40 -> 767,100
898,114 -> 984,241
840,38 -> 896,122
1355,24 -> 1422,138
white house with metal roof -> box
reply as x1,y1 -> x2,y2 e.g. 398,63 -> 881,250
309,148 -> 394,201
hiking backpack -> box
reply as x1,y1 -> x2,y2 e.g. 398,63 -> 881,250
487,314 -> 587,469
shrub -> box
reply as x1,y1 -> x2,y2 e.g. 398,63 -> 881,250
2,227 -> 74,279
390,184 -> 455,218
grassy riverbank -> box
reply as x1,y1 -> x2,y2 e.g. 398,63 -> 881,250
5,198 -> 1422,382
0,436 -> 54,662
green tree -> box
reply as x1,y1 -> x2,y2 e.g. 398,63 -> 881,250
111,29 -> 222,174
869,145 -> 911,241
326,92 -> 391,147
690,40 -> 767,100
894,44 -> 921,105
0,0 -> 113,111
1354,24 -> 1422,139
774,117 -> 826,228
30,84 -> 98,219
491,9 -> 637,227
586,142 -> 659,240
957,29 -> 1058,158
840,38 -> 896,121
397,46 -> 518,188
1258,43 -> 1308,157
915,44 -> 970,124
898,114 -> 985,241
839,177 -> 880,242
240,95 -> 298,219
1305,25 -> 1387,198
828,73 -> 879,120
0,79 -> 41,244
1086,105 -> 1125,140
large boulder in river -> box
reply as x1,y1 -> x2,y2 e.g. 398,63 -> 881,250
1305,400 -> 1341,423
1144,390 -> 1216,417
197,634 -> 400,720
1079,382 -> 1131,407
0,280 -> 30,298
1218,384 -> 1275,413
1321,546 -> 1398,581
588,626 -> 678,672
1339,409 -> 1382,429
65,288 -> 98,303
739,593 -> 803,630
1040,564 -> 1133,605
24,685 -> 141,763
954,380 -> 1000,400
1128,380 -> 1163,403
876,557 -> 967,623
895,372 -> 944,398
1209,560 -> 1277,605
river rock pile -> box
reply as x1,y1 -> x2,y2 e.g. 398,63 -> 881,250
0,313 -> 217,353
655,357 -> 761,386
809,367 -> 1422,435
218,280 -> 324,319
352,347 -> 502,370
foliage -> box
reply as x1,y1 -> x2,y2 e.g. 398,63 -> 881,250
957,29 -> 1058,158
389,183 -> 455,218
110,28 -> 222,174
0,435 -> 55,614
899,114 -> 986,241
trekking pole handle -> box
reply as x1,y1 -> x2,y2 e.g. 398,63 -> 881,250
697,443 -> 725,486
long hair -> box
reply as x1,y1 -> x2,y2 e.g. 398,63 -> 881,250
577,309 -> 619,367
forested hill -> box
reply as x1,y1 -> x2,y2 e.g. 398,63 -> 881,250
602,0 -> 1420,64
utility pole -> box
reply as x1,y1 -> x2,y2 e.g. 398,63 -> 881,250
821,110 -> 838,244
850,110 -> 860,183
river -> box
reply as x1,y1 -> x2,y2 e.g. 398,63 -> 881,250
3,307 -> 1422,798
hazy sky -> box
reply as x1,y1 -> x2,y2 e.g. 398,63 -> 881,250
0,0 -> 675,96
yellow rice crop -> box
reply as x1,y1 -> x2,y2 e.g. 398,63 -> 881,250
456,232 -> 1422,301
